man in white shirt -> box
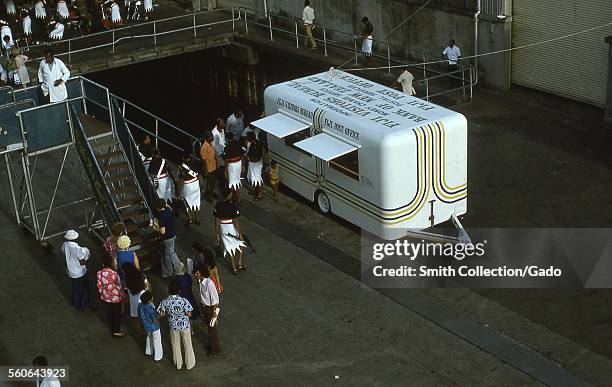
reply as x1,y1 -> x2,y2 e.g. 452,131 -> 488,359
38,48 -> 70,103
211,117 -> 227,189
61,229 -> 91,311
442,39 -> 461,71
302,0 -> 317,50
33,356 -> 61,387
194,266 -> 220,356
397,68 -> 416,96
226,109 -> 244,142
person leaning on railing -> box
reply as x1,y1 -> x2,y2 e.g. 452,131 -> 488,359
442,39 -> 462,88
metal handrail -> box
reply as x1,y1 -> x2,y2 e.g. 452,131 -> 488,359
25,8 -> 241,62
238,6 -> 443,68
237,6 -> 476,101
25,7 -> 238,52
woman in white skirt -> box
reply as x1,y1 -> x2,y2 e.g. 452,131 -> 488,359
148,148 -> 175,204
34,0 -> 47,20
56,0 -> 69,18
178,153 -> 201,226
48,20 -> 64,40
359,16 -> 374,65
214,189 -> 246,275
246,132 -> 264,200
110,0 -> 122,25
5,0 -> 16,15
223,131 -> 243,204
21,8 -> 33,42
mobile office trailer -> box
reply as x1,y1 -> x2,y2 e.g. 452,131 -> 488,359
251,69 -> 467,240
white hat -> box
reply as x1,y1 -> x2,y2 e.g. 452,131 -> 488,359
64,229 -> 79,240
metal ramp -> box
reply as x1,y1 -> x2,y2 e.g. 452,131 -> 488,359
0,78 -> 162,270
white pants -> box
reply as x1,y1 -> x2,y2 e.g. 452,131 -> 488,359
145,329 -> 163,361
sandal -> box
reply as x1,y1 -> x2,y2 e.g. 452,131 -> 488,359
237,265 -> 246,272
232,269 -> 238,276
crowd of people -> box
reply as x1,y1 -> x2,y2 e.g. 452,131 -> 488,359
0,0 -> 155,50
61,219 -> 223,373
57,109 -> 282,374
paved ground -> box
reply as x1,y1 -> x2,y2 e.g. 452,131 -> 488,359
0,186 -> 546,386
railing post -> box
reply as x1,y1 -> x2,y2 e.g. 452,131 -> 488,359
112,30 -> 115,53
268,13 -> 273,41
294,20 -> 299,48
354,38 -> 358,65
154,119 -> 159,148
470,67 -> 473,100
244,11 -> 248,34
193,13 -> 197,38
68,38 -> 71,63
462,66 -> 466,98
232,8 -> 235,31
422,53 -> 426,80
323,27 -> 328,56
425,79 -> 429,101
387,43 -> 391,74
153,21 -> 157,46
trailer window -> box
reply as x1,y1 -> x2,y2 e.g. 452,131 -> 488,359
285,129 -> 310,155
329,150 -> 359,180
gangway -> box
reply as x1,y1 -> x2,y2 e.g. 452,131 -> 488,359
0,78 -> 165,270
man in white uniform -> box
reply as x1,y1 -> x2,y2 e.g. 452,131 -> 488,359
38,48 -> 70,103
397,68 -> 416,96
442,39 -> 461,70
61,229 -> 91,311
442,39 -> 462,88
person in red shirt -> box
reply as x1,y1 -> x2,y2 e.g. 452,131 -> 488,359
96,254 -> 126,337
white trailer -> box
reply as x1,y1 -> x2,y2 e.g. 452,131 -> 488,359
251,69 -> 467,240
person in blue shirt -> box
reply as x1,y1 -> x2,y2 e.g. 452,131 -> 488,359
138,291 -> 163,362
152,198 -> 181,277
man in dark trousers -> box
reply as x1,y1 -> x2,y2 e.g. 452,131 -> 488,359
194,265 -> 220,356
152,198 -> 181,277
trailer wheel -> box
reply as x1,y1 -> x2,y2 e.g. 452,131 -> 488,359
316,191 -> 331,214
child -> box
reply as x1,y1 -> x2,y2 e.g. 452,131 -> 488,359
137,291 -> 163,362
269,160 -> 279,202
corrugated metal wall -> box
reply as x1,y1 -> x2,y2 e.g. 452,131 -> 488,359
512,0 -> 612,107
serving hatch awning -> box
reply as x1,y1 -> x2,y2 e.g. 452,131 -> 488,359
250,113 -> 310,138
293,133 -> 359,161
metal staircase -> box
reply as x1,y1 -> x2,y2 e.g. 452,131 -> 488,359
79,114 -> 161,270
